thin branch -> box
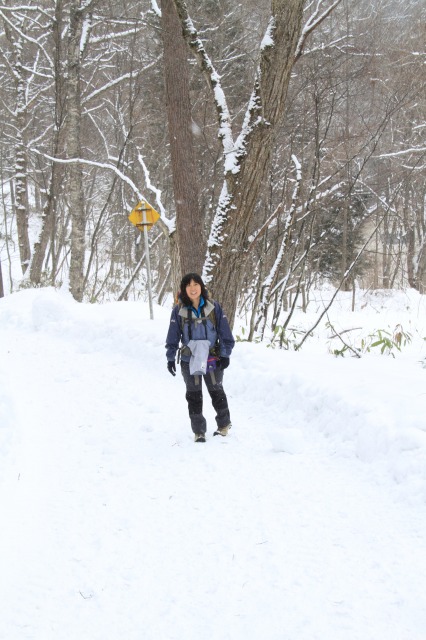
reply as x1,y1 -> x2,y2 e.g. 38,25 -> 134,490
0,9 -> 54,69
294,0 -> 344,63
326,318 -> 362,358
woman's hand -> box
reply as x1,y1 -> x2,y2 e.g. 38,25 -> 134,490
219,357 -> 230,370
167,361 -> 176,376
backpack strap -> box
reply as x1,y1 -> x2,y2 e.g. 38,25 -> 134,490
209,301 -> 216,329
187,306 -> 193,340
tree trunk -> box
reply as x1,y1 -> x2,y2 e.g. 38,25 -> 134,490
67,1 -> 87,301
30,0 -> 66,286
14,114 -> 31,274
404,181 -> 416,289
30,154 -> 65,285
207,0 -> 305,324
4,26 -> 31,274
161,0 -> 204,279
0,258 -> 4,298
414,237 -> 426,294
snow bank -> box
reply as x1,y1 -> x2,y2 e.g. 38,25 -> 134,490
2,287 -> 426,504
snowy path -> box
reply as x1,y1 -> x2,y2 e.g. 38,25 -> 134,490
1,290 -> 426,640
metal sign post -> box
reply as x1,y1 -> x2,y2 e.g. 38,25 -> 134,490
128,199 -> 161,320
142,206 -> 154,320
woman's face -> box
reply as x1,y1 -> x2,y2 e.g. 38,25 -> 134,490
186,279 -> 202,304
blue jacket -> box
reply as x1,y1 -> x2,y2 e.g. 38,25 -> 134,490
165,299 -> 235,363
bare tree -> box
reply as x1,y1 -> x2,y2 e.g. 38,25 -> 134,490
29,0 -> 66,286
0,0 -> 423,319
67,1 -> 97,301
1,7 -> 31,273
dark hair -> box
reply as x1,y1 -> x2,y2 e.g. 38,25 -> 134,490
179,273 -> 209,307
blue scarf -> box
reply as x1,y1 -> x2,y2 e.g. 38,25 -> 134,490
188,296 -> 205,318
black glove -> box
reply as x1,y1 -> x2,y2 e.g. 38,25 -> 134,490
219,357 -> 230,370
167,361 -> 176,376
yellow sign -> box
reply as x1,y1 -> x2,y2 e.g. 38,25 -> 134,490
129,200 -> 160,231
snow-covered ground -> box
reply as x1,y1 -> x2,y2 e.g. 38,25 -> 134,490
1,286 -> 426,640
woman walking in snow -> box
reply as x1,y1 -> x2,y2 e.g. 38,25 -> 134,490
166,273 -> 235,442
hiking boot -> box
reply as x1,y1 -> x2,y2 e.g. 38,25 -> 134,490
194,433 -> 206,443
213,424 -> 231,437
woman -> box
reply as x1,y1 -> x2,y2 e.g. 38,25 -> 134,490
166,273 -> 235,442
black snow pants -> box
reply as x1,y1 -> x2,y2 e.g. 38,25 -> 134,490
180,361 -> 231,435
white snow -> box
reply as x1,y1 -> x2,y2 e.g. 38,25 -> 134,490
1,286 -> 426,640
260,17 -> 275,51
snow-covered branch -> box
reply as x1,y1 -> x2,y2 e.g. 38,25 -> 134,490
374,147 -> 426,158
0,5 -> 52,19
202,182 -> 231,284
150,0 -> 161,17
172,0 -> 235,163
30,149 -> 174,234
82,68 -> 152,104
90,28 -> 142,45
137,154 -> 170,228
294,0 -> 343,62
80,0 -> 100,13
0,8 -> 53,69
